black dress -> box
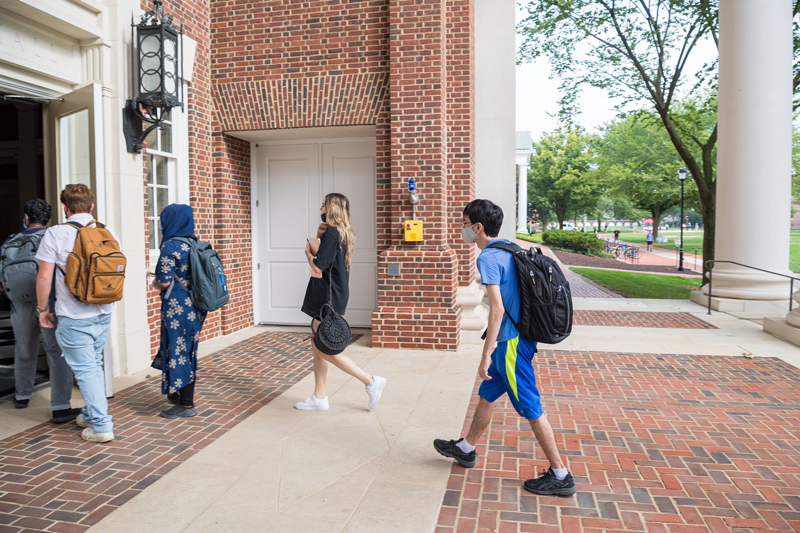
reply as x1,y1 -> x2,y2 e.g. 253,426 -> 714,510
301,226 -> 350,317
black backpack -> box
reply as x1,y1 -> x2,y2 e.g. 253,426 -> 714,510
483,242 -> 573,344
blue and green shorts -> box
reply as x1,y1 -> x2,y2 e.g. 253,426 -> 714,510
478,336 -> 542,420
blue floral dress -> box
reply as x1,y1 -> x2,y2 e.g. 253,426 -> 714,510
151,239 -> 207,394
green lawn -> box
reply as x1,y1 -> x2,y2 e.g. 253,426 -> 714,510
792,230 -> 800,273
570,268 -> 702,299
516,233 -> 544,244
608,230 -> 705,254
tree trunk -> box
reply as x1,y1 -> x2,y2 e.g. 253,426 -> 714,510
652,207 -> 663,239
699,189 -> 716,279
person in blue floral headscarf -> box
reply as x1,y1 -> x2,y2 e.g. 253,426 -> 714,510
150,204 -> 206,418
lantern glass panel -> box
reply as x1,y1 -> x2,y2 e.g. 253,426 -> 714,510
139,33 -> 163,94
163,36 -> 177,98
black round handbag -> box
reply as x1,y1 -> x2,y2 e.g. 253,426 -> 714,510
312,303 -> 351,356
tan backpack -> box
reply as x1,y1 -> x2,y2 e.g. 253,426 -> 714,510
62,220 -> 126,304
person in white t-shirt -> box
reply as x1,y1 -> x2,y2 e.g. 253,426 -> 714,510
35,184 -> 119,443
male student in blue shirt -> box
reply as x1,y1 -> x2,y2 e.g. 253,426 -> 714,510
433,199 -> 576,497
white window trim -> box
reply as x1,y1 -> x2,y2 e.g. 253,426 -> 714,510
147,83 -> 190,266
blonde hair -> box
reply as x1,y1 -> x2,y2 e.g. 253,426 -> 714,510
324,193 -> 355,269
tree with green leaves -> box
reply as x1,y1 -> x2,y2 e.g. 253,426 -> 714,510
518,0 -> 723,272
598,112 -> 695,237
529,127 -> 600,229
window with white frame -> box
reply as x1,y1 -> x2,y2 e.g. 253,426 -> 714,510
145,92 -> 189,264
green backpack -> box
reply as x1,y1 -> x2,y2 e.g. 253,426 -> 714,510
168,237 -> 229,312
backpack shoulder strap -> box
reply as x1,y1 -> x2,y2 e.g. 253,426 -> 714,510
168,236 -> 193,245
486,241 -> 523,254
63,221 -> 83,230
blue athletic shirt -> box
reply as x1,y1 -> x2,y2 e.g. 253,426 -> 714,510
476,238 -> 520,342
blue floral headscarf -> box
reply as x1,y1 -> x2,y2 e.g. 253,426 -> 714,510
160,203 -> 195,242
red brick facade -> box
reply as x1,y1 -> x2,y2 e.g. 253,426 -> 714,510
144,0 -> 475,352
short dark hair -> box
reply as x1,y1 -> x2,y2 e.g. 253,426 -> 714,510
463,199 -> 503,237
24,198 -> 52,225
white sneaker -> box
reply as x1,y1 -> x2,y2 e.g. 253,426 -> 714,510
295,395 -> 329,411
80,427 -> 114,443
366,376 -> 386,409
75,414 -> 90,428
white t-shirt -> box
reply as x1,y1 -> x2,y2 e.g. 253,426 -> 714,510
35,213 -> 121,319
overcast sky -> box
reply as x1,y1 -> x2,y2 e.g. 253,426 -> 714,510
515,5 -> 718,142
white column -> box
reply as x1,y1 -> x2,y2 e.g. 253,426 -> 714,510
710,0 -> 793,300
517,163 -> 528,233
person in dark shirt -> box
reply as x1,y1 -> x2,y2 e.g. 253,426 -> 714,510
0,199 -> 79,423
296,193 -> 386,412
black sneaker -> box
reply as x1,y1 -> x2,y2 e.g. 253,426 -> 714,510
14,398 -> 29,409
160,405 -> 197,419
523,468 -> 577,496
51,408 -> 82,424
433,438 -> 477,468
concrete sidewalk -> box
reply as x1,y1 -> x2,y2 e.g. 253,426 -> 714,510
1,296 -> 800,532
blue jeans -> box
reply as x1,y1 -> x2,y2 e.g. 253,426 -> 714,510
56,314 -> 113,433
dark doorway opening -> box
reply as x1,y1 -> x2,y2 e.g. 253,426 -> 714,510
0,95 -> 48,400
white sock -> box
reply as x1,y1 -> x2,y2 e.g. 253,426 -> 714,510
456,439 -> 475,453
552,467 -> 568,480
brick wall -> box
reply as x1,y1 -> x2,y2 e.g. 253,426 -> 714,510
142,0 -> 475,352
143,0 -> 224,354
371,0 -> 461,350
446,0 -> 476,287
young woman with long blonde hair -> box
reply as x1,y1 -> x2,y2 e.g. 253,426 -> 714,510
296,193 -> 386,411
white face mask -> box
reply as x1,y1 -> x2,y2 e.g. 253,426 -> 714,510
461,223 -> 478,244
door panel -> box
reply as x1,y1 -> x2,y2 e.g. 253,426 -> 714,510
46,83 -> 105,222
257,144 -> 319,324
256,139 -> 377,327
322,141 -> 377,326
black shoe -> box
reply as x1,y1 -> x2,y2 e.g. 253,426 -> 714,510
160,405 -> 198,419
51,408 -> 82,424
523,468 -> 577,496
433,438 -> 476,468
14,398 -> 29,409
167,392 -> 180,404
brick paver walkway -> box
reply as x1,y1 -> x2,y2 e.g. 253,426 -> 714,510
574,311 -> 716,329
436,351 -> 800,532
0,331 -> 343,532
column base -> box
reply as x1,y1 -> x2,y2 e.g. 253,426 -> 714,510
458,282 -> 488,345
372,245 -> 461,350
371,306 -> 461,350
702,267 -> 794,300
690,290 -> 790,313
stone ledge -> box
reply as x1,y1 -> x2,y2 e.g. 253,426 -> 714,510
764,317 -> 800,348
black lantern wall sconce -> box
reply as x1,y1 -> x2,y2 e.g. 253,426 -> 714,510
123,0 -> 183,154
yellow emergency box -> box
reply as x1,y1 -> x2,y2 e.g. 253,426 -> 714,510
404,220 -> 422,241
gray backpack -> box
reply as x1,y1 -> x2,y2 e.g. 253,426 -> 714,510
0,231 -> 44,303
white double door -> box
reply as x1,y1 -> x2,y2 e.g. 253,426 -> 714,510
255,139 -> 377,327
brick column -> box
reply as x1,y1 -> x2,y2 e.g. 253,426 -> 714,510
371,0 -> 461,350
447,0 -> 476,288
